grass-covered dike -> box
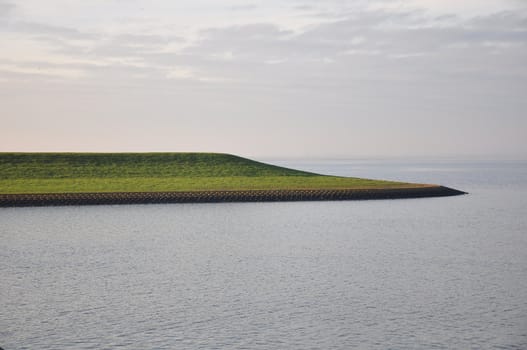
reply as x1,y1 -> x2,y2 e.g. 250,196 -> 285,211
0,152 -> 465,206
0,152 -> 421,194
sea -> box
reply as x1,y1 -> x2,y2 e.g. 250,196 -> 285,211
1,158 -> 526,349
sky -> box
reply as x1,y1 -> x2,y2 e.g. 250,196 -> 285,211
1,0 -> 526,159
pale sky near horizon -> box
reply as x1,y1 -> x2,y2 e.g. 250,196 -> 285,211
1,0 -> 526,159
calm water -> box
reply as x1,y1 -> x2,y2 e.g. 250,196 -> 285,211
1,159 -> 527,349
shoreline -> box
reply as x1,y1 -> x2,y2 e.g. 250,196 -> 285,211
0,186 -> 466,207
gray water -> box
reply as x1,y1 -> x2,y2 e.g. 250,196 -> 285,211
1,159 -> 527,349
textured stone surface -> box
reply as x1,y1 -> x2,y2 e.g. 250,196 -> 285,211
0,186 -> 466,207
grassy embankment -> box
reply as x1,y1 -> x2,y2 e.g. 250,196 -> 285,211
0,153 -> 425,194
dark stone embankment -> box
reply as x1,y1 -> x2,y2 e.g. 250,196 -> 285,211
0,186 -> 466,207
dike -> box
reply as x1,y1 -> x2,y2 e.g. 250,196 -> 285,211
0,186 -> 466,207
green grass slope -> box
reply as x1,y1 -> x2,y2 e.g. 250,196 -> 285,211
0,153 -> 423,194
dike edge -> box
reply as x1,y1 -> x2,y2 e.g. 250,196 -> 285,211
0,186 -> 466,207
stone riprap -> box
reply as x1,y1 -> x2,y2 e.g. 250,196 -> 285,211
0,186 -> 466,207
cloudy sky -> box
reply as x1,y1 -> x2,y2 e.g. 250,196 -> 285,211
1,0 -> 526,158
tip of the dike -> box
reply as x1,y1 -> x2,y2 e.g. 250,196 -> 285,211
436,185 -> 468,196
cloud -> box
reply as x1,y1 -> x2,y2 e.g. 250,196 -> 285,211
228,4 -> 258,12
165,66 -> 194,79
1,4 -> 526,89
8,20 -> 96,39
2,2 -> 526,88
182,9 -> 526,70
114,33 -> 184,46
0,62 -> 85,78
0,0 -> 14,17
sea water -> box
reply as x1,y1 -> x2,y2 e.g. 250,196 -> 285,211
1,159 -> 526,349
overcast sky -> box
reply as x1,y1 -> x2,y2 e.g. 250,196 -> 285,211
1,0 -> 526,158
